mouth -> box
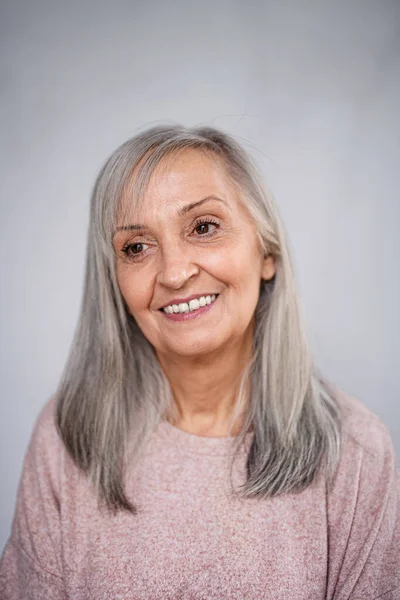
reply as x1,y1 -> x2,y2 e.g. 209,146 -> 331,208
158,293 -> 220,314
158,293 -> 220,320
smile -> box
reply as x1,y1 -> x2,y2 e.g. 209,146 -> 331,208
159,294 -> 219,322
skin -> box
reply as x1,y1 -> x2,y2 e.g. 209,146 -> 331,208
113,149 -> 275,436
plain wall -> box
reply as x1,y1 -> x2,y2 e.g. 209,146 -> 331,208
1,0 -> 399,550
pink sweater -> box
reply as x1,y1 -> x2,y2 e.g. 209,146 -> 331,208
1,390 -> 399,599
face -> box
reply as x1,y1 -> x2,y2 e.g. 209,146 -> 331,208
112,149 -> 275,360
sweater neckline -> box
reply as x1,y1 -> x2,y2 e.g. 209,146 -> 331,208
156,420 -> 254,456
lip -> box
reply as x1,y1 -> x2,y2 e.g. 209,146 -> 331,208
159,293 -> 220,322
157,293 -> 219,310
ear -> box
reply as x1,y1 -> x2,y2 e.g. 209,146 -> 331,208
261,254 -> 276,281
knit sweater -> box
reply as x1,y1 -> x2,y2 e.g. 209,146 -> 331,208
1,389 -> 399,599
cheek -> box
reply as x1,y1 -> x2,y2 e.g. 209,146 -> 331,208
203,247 -> 243,282
222,246 -> 264,312
216,248 -> 260,289
117,269 -> 150,312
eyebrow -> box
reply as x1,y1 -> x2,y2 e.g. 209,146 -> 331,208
115,195 -> 228,232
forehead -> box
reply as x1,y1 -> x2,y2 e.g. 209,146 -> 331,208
118,148 -> 239,223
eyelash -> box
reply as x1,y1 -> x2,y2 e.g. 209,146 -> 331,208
121,217 -> 221,260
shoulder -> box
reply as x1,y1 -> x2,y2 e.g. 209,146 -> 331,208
325,382 -> 398,505
325,381 -> 396,461
23,396 -> 67,488
328,383 -> 397,466
30,395 -> 61,451
1,397 -> 69,583
323,389 -> 400,597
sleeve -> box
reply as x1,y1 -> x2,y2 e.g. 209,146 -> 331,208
326,417 -> 400,600
0,399 -> 67,599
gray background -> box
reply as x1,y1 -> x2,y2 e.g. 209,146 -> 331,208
1,0 -> 399,551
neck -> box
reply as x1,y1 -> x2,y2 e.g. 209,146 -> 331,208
156,331 -> 254,437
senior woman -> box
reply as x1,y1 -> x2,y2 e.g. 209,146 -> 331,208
1,125 -> 399,599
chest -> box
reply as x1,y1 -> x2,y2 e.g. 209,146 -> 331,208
60,453 -> 329,599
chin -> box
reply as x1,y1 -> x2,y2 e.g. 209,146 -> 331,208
165,337 -> 224,358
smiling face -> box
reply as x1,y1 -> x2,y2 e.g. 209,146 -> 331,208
112,149 -> 276,360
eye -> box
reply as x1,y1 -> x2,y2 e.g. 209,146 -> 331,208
193,218 -> 220,237
120,218 -> 221,261
121,241 -> 149,259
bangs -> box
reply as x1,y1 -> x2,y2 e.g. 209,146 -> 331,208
92,124 -> 278,270
110,139 -> 221,249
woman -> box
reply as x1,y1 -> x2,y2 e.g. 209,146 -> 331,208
0,125 -> 399,599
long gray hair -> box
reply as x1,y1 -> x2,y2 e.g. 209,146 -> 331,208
55,124 -> 341,514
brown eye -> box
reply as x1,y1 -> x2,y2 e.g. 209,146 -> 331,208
193,219 -> 220,237
122,242 -> 149,259
196,223 -> 211,235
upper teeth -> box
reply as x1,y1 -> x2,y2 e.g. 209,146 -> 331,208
162,294 -> 217,314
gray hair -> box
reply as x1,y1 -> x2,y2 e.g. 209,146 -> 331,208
54,124 -> 341,515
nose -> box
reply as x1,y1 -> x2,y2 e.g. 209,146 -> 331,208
156,239 -> 199,289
